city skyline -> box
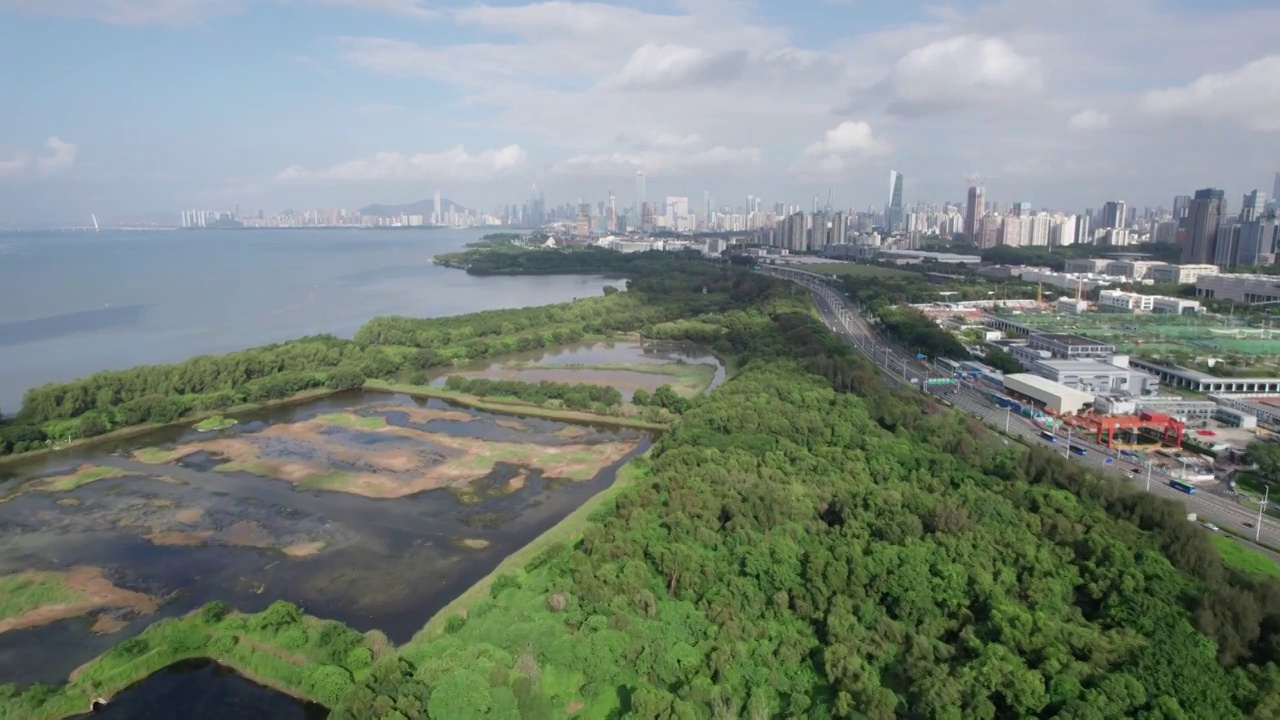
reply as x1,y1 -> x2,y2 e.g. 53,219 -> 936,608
0,0 -> 1278,222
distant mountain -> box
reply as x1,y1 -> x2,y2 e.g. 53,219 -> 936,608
358,198 -> 468,218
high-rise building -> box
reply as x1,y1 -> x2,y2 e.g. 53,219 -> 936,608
1236,218 -> 1279,267
1241,190 -> 1267,222
1102,201 -> 1126,230
635,172 -> 646,212
887,170 -> 905,232
1272,173 -> 1280,209
703,191 -> 712,230
964,185 -> 985,242
607,192 -> 617,232
1180,188 -> 1226,265
433,190 -> 442,225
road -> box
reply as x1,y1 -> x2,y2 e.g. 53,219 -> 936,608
761,264 -> 1280,555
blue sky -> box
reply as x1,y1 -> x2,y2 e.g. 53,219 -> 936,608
0,0 -> 1278,223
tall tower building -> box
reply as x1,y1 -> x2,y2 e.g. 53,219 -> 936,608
1241,190 -> 1267,222
433,190 -> 442,225
1102,201 -> 1126,230
965,185 -> 985,243
607,192 -> 617,232
887,170 -> 904,232
1273,173 -> 1280,209
1180,188 -> 1226,264
635,172 -> 646,213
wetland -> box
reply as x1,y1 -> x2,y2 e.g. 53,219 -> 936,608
0,341 -> 712,688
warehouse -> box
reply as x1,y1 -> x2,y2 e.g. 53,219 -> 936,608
1003,373 -> 1095,415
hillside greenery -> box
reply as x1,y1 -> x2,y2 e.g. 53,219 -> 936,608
6,247 -> 1280,720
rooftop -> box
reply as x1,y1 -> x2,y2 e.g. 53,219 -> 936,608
1032,332 -> 1115,347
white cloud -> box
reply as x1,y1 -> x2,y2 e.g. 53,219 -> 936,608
1067,109 -> 1111,131
0,137 -> 77,180
1139,55 -> 1280,132
605,44 -> 747,89
790,121 -> 889,180
554,136 -> 760,178
882,35 -> 1044,116
276,144 -> 527,183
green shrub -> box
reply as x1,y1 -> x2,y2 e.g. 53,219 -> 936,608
278,626 -> 309,650
200,600 -> 231,624
208,634 -> 238,656
344,646 -> 373,671
305,665 -> 354,706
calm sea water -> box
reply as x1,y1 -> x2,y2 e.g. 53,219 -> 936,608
0,228 -> 610,411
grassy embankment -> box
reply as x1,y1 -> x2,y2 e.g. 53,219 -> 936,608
363,380 -> 668,431
1211,534 -> 1280,580
413,457 -> 651,642
0,601 -> 384,720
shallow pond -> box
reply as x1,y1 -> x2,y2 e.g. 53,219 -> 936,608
432,340 -> 727,399
81,659 -> 327,720
0,390 -> 652,686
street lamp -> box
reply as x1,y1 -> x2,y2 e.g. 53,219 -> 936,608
1257,486 -> 1269,544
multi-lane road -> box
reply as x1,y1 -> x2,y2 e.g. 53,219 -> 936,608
760,264 -> 1280,553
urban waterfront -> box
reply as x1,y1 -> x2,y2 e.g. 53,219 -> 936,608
0,228 -> 609,412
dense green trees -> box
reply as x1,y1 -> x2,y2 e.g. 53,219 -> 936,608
10,248 -> 1280,719
325,265 -> 1280,719
875,307 -> 969,360
442,376 -> 623,411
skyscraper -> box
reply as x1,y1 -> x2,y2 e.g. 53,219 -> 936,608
964,185 -> 985,243
1102,201 -> 1126,230
1241,190 -> 1267,222
887,170 -> 904,232
1180,188 -> 1226,264
1273,172 -> 1280,207
635,172 -> 646,212
433,190 -> 442,226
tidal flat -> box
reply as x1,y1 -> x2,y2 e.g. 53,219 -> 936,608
0,390 -> 651,687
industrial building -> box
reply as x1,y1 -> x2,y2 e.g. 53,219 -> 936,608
1002,373 -> 1095,415
1195,273 -> 1280,304
1130,359 -> 1280,394
1026,333 -> 1117,359
1027,357 -> 1158,396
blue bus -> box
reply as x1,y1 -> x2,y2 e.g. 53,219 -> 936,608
1040,431 -> 1057,443
1169,480 -> 1196,495
1069,446 -> 1088,456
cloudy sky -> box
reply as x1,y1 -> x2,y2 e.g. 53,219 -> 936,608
1,0 -> 1278,223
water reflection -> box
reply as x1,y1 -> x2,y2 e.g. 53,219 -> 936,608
81,660 -> 327,720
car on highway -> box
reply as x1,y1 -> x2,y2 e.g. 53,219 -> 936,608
1202,522 -> 1220,532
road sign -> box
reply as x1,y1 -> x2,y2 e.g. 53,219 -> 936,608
925,378 -> 958,386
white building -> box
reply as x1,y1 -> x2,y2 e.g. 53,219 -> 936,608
1150,263 -> 1219,284
1195,273 -> 1280,304
1003,373 -> 1095,415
